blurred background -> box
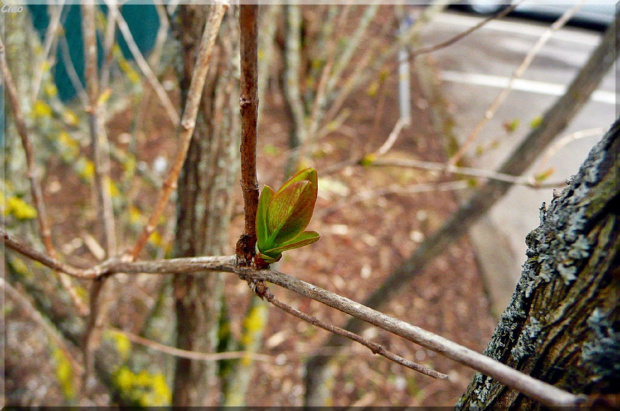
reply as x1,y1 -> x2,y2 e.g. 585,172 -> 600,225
2,1 -> 616,406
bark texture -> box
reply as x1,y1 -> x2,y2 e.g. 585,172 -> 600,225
172,5 -> 240,406
459,119 -> 620,408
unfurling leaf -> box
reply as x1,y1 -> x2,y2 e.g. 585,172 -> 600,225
255,168 -> 320,265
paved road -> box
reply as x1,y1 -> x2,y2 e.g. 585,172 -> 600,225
418,11 -> 616,313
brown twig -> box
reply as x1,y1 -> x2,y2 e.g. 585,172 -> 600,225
2,229 -> 97,278
236,4 -> 260,265
129,3 -> 228,260
1,228 -> 233,279
264,291 -> 447,380
107,328 -> 272,363
448,0 -> 586,166
0,37 -> 88,315
1,229 -> 584,407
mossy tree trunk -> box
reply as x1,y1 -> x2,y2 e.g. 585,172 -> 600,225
171,5 -> 240,406
458,119 -> 619,408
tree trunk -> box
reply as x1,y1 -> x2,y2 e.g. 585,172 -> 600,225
458,118 -> 619,408
171,5 -> 240,406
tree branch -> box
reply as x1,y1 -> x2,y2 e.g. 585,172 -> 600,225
1,226 -> 586,407
0,37 -> 88,315
30,0 -> 65,102
81,3 -> 120,385
104,0 -> 179,126
82,3 -> 117,257
129,2 -> 228,260
264,290 -> 447,380
316,181 -> 470,219
237,4 -> 260,265
58,33 -> 89,107
282,5 -> 306,177
370,158 -> 565,189
108,327 -> 272,363
409,1 -> 521,57
99,0 -> 118,91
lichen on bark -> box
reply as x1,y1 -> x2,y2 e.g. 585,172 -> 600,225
458,119 -> 619,409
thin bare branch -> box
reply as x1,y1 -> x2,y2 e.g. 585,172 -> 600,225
1,39 -> 51,253
324,0 -> 449,126
410,1 -> 521,57
108,328 -> 272,363
82,3 -> 117,257
326,4 -> 378,96
100,0 -> 118,91
282,4 -> 306,176
448,0 -> 586,166
323,42 -> 375,125
1,228 -> 233,279
30,0 -> 65,102
253,270 -> 585,408
2,229 -> 96,278
0,227 -> 593,406
148,4 -> 171,70
375,116 -> 411,157
265,291 -> 447,380
533,127 -> 605,176
316,181 -> 471,219
297,4 -> 353,163
0,37 -> 88,315
81,2 -> 118,384
257,4 -> 281,124
58,34 -> 89,107
129,3 -> 228,260
105,0 -> 179,126
370,157 -> 565,189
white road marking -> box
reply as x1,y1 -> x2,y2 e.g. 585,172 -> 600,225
440,70 -> 615,105
431,12 -> 601,46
